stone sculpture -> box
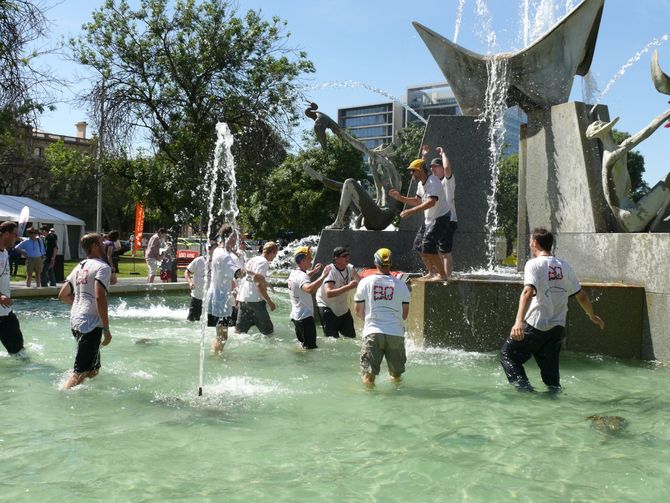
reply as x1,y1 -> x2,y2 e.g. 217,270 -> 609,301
412,0 -> 604,115
586,51 -> 670,232
303,103 -> 403,231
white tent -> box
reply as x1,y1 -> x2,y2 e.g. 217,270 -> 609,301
0,195 -> 85,259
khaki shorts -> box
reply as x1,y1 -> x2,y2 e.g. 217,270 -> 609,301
360,333 -> 406,376
26,257 -> 44,275
146,258 -> 159,276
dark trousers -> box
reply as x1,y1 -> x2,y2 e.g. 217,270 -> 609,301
9,256 -> 20,276
292,317 -> 317,349
41,258 -> 57,286
500,322 -> 565,391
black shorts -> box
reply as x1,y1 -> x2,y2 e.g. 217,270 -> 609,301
207,306 -> 237,328
0,311 -> 24,355
413,213 -> 451,255
318,307 -> 356,338
236,301 -> 274,335
72,327 -> 102,374
291,317 -> 318,349
187,297 -> 203,322
439,221 -> 458,254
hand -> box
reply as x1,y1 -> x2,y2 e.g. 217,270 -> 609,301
510,321 -> 525,340
0,295 -> 12,308
102,330 -> 112,346
188,281 -> 195,290
400,209 -> 411,219
322,264 -> 332,276
388,188 -> 400,200
348,280 -> 358,289
268,300 -> 276,311
590,313 -> 605,330
436,146 -> 444,155
421,144 -> 430,156
312,263 -> 323,274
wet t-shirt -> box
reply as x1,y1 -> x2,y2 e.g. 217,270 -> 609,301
66,258 -> 112,333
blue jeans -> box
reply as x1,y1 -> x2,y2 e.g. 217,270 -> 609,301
41,257 -> 57,286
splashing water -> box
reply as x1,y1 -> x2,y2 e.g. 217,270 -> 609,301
270,234 -> 320,273
592,35 -> 670,109
198,122 -> 240,396
475,0 -> 497,51
477,56 -> 511,269
307,80 -> 427,124
453,0 -> 467,43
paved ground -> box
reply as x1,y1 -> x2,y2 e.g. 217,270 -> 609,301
10,277 -> 190,298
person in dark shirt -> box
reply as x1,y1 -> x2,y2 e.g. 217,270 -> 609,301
41,226 -> 58,287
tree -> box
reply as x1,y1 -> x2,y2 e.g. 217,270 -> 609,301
496,154 -> 518,255
389,122 -> 426,191
612,129 -> 650,201
243,132 -> 366,239
71,0 -> 314,220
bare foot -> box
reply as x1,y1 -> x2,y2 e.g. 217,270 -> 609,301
425,275 -> 448,283
211,338 -> 225,354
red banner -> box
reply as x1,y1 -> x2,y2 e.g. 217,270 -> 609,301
133,202 -> 145,253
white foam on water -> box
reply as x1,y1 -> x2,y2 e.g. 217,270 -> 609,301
110,300 -> 188,320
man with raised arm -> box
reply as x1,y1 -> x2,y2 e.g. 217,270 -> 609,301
354,248 -> 411,386
316,246 -> 359,339
388,148 -> 450,281
0,221 -> 25,356
236,241 -> 279,336
430,146 -> 458,277
58,233 -> 113,389
500,228 -> 605,392
288,246 -> 331,350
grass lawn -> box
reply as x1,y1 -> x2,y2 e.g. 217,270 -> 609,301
10,250 -> 187,281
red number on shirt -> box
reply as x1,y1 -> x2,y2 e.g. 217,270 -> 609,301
373,285 -> 395,300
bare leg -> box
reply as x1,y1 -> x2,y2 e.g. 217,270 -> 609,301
441,252 -> 454,277
26,272 -> 32,287
389,373 -> 402,382
362,372 -> 376,386
418,254 -> 433,279
424,254 -> 447,281
64,369 -> 99,389
211,325 -> 228,353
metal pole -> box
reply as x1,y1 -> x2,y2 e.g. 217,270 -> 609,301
96,79 -> 105,233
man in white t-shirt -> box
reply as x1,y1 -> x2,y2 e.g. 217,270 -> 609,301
500,228 -> 605,392
207,224 -> 244,353
185,242 -> 216,322
430,146 -> 458,277
0,221 -> 24,356
236,241 -> 279,335
58,233 -> 113,389
354,248 -> 411,386
288,246 -> 331,349
316,246 -> 359,339
388,154 -> 450,281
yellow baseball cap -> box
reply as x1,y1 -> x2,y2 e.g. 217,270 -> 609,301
294,246 -> 311,256
374,247 -> 392,266
407,159 -> 425,171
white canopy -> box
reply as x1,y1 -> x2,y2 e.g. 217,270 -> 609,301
0,195 -> 85,259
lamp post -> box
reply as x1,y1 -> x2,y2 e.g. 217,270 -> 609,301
95,79 -> 106,233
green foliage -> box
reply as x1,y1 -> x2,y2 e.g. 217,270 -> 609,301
612,129 -> 650,201
71,0 -> 315,221
496,154 -> 519,247
243,132 -> 366,239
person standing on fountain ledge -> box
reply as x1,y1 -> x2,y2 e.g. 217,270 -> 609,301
58,233 -> 112,389
354,248 -> 411,386
0,221 -> 25,356
288,246 -> 331,350
500,228 -> 605,392
388,156 -> 450,281
316,246 -> 359,339
430,147 -> 458,278
208,224 -> 245,354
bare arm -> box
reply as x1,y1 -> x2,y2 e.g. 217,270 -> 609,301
402,303 -> 409,320
400,196 -> 437,218
256,275 -> 276,310
95,281 -> 112,346
575,289 -> 605,329
388,189 -> 422,206
58,282 -> 74,305
325,280 -> 358,298
355,301 -> 365,319
302,265 -> 332,295
437,147 -> 452,178
510,286 -> 534,339
184,268 -> 194,289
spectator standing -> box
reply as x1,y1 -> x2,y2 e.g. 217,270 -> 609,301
145,228 -> 167,283
15,227 -> 45,287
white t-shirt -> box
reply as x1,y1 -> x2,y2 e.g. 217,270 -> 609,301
0,250 -> 12,316
207,248 -> 242,318
524,255 -> 581,331
288,269 -> 313,320
416,174 -> 450,223
354,274 -> 411,337
316,263 -> 355,316
186,256 -> 207,300
237,255 -> 270,302
441,174 -> 457,222
66,258 -> 112,333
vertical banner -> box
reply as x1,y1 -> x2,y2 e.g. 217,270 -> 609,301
133,202 -> 145,254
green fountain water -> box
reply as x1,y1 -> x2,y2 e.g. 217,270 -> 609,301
1,292 -> 668,501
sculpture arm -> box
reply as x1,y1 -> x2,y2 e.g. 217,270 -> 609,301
620,108 -> 670,151
302,163 -> 344,192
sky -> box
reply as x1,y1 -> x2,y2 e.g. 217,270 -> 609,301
36,0 -> 670,185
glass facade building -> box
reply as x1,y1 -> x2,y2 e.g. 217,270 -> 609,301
337,102 -> 404,150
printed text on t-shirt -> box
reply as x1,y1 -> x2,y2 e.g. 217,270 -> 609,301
373,285 -> 395,301
548,265 -> 563,281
